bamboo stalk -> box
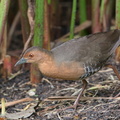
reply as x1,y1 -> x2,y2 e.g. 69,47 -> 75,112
33,0 -> 44,46
116,0 -> 120,29
0,0 -> 10,44
3,55 -> 12,79
92,0 -> 101,33
47,0 -> 51,5
100,0 -> 110,31
69,0 -> 77,39
115,0 -> 120,64
79,0 -> 87,36
105,0 -> 114,30
43,0 -> 50,50
18,0 -> 30,44
30,64 -> 42,84
0,6 -> 8,78
100,0 -> 105,24
50,0 -> 59,41
1,24 -> 7,61
2,23 -> 12,79
0,0 -> 10,77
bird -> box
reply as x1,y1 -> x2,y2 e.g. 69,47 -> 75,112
15,29 -> 120,110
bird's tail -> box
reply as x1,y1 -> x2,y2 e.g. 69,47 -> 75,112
110,29 -> 120,55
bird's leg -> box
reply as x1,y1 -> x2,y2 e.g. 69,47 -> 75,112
56,79 -> 88,112
106,64 -> 120,80
73,79 -> 88,109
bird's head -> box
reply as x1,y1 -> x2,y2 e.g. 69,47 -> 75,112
15,46 -> 51,66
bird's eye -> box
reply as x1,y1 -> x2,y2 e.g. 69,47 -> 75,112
29,54 -> 34,58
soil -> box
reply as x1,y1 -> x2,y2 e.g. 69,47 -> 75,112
0,66 -> 120,120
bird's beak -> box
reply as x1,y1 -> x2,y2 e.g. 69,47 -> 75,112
14,58 -> 27,66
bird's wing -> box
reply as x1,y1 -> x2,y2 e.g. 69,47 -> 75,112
51,30 -> 120,65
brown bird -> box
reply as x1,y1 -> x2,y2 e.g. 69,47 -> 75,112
15,29 -> 120,109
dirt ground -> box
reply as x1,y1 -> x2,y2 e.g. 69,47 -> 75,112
0,66 -> 120,120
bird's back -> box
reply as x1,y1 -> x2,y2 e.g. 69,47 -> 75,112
51,29 -> 120,64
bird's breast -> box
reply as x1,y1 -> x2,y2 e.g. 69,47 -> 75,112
38,61 -> 85,80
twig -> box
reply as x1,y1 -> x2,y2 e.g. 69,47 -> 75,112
0,0 -> 10,44
0,98 -> 34,109
43,0 -> 50,49
1,98 -> 6,116
57,113 -> 63,120
42,78 -> 54,88
44,96 -> 120,101
8,71 -> 22,80
8,12 -> 20,48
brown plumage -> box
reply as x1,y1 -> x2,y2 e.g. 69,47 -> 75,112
15,29 -> 120,109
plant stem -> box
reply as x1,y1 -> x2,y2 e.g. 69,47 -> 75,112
19,0 -> 30,44
34,0 -> 44,46
116,0 -> 120,29
69,0 -> 77,39
79,0 -> 87,36
0,0 -> 10,44
92,0 -> 101,33
44,0 -> 50,50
